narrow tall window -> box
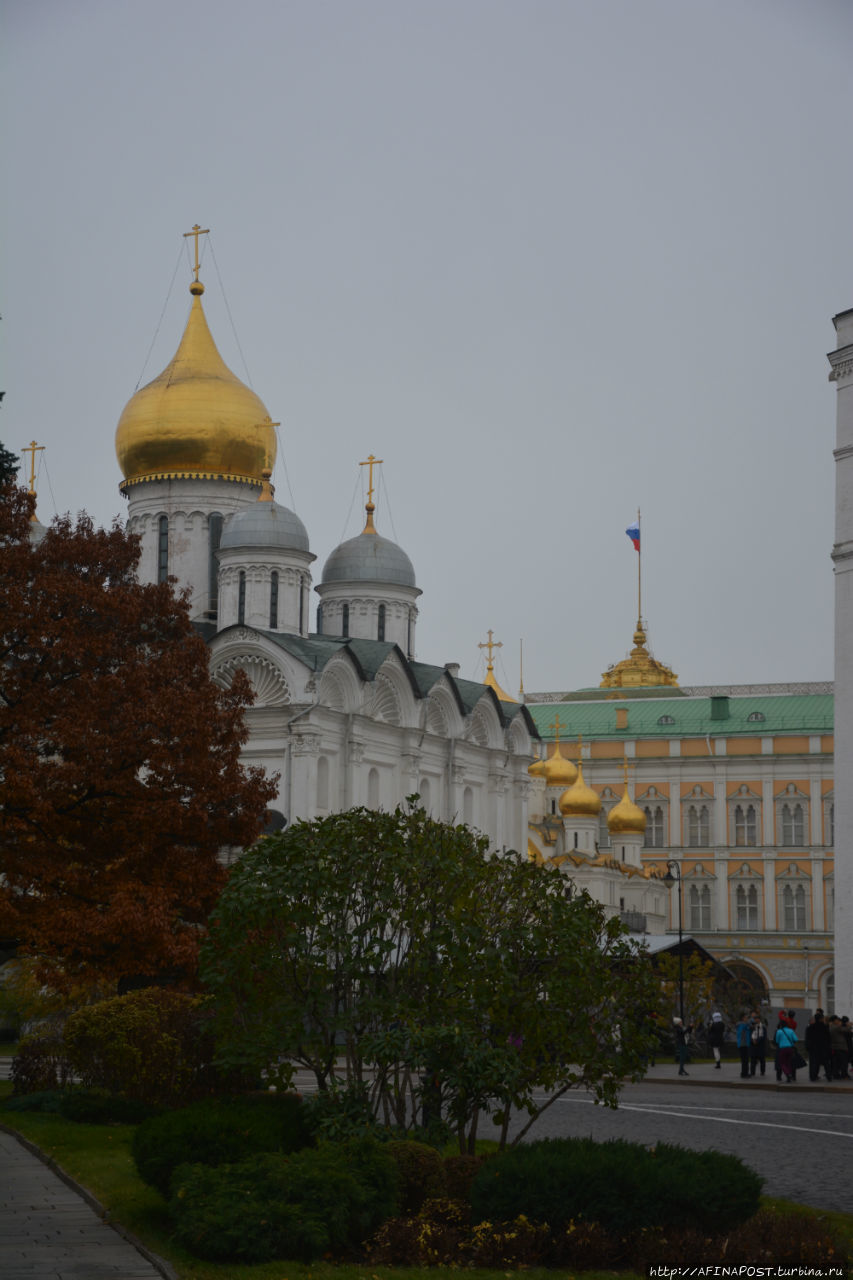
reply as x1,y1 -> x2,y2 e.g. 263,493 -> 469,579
644,805 -> 665,847
238,571 -> 246,625
735,804 -> 757,847
269,571 -> 279,629
783,884 -> 807,930
368,767 -> 380,809
378,603 -> 386,642
736,883 -> 759,929
407,611 -> 414,659
341,603 -> 349,638
688,804 -> 710,847
828,802 -> 835,844
299,578 -> 305,634
208,513 -> 223,612
317,603 -> 323,635
157,515 -> 169,583
781,802 -> 804,846
690,885 -> 711,930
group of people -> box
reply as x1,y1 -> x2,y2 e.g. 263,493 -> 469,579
671,1008 -> 853,1083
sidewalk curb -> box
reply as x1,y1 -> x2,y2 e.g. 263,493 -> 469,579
0,1120 -> 178,1280
640,1075 -> 853,1095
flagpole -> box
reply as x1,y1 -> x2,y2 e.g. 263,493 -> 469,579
637,506 -> 642,626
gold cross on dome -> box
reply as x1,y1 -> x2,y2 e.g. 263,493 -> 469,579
359,454 -> 383,507
478,629 -> 503,672
183,223 -> 210,282
546,713 -> 566,744
21,440 -> 44,494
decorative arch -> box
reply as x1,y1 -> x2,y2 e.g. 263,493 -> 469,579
466,698 -> 503,749
317,653 -> 363,713
211,653 -> 291,706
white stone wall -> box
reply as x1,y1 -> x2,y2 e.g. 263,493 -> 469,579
315,582 -> 419,655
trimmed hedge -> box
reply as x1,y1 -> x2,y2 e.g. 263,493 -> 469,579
169,1138 -> 399,1263
470,1137 -> 763,1235
63,988 -> 216,1108
132,1093 -> 311,1197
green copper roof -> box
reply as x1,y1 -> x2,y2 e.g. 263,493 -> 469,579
528,692 -> 833,740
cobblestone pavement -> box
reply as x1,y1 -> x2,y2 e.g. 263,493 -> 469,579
0,1130 -> 171,1280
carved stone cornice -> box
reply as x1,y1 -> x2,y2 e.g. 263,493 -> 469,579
828,345 -> 853,383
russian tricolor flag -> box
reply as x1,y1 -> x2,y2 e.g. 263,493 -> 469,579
626,523 -> 640,551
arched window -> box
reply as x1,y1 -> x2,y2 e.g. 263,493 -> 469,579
316,603 -> 323,635
367,767 -> 380,809
316,756 -> 329,809
238,570 -> 246,625
687,804 -> 710,847
644,805 -> 665,847
735,883 -> 759,929
419,777 -> 430,812
157,515 -> 169,584
377,603 -> 386,642
782,883 -> 807,930
269,571 -> 279,629
689,884 -> 711,930
341,603 -> 349,638
208,513 -> 223,613
734,804 -> 757,847
781,803 -> 804,846
299,579 -> 305,634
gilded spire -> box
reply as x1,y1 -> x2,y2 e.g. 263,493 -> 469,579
183,223 -> 209,295
601,511 -> 677,688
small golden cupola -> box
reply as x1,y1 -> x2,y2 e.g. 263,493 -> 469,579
527,754 -> 547,779
115,225 -> 277,493
559,760 -> 601,817
607,764 -> 647,835
540,714 -> 578,788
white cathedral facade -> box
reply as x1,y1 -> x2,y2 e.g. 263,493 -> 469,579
112,251 -> 537,852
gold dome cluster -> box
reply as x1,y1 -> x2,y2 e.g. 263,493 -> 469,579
115,278 -> 276,493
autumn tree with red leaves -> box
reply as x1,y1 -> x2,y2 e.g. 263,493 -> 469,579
0,480 -> 276,986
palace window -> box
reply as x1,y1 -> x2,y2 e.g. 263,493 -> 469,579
780,802 -> 805,846
782,883 -> 807,931
687,804 -> 711,847
734,803 -> 758,847
689,884 -> 711,931
735,883 -> 760,929
644,805 -> 665,847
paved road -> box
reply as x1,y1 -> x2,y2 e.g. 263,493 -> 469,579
502,1063 -> 853,1215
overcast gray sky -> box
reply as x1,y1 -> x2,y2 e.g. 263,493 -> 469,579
2,0 -> 851,694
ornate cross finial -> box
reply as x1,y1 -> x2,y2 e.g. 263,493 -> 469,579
478,629 -> 503,672
359,454 -> 383,532
546,713 -> 566,744
21,440 -> 44,495
183,224 -> 210,283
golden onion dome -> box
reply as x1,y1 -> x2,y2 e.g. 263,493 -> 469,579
607,784 -> 647,834
559,762 -> 601,817
115,280 -> 276,492
600,619 -> 678,689
542,742 -> 578,788
527,755 -> 547,779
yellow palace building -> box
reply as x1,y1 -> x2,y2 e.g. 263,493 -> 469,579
523,605 -> 835,1016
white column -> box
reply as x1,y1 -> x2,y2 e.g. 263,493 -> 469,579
830,308 -> 853,1013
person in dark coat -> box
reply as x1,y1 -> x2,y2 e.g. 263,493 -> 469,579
749,1010 -> 767,1076
805,1012 -> 832,1082
735,1013 -> 752,1078
708,1011 -> 725,1069
673,1017 -> 692,1076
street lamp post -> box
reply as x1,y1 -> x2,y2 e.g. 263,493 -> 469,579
663,860 -> 684,1025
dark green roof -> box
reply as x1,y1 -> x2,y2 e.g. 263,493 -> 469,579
528,692 -> 833,740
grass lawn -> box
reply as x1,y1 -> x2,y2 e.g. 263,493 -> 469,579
1,1081 -> 850,1280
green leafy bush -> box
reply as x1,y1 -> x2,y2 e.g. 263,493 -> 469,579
132,1093 -> 311,1197
301,1078 -> 375,1141
58,1090 -> 160,1125
10,1033 -> 74,1095
470,1137 -> 762,1235
169,1138 -> 399,1263
385,1140 -> 447,1214
62,988 -> 217,1108
443,1152 -> 486,1201
2,1088 -> 67,1113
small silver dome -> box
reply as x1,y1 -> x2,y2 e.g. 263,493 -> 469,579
322,531 -> 416,587
220,502 -> 310,554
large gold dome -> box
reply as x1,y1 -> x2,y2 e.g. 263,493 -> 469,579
607,784 -> 647,834
116,283 -> 277,491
